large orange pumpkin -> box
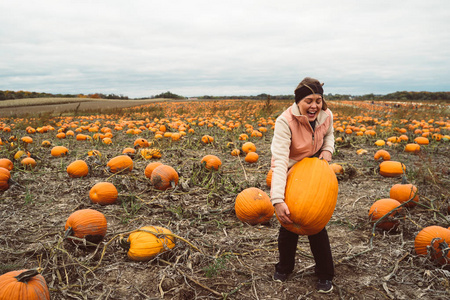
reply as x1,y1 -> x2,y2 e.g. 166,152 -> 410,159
66,160 -> 89,178
278,157 -> 339,235
51,146 -> 69,157
106,155 -> 133,173
201,155 -> 222,170
389,180 -> 419,207
89,182 -> 118,205
144,162 -> 163,179
368,198 -> 402,230
150,165 -> 179,190
64,209 -> 107,243
0,158 -> 13,171
0,269 -> 50,300
235,188 -> 274,225
0,167 -> 11,191
121,226 -> 176,261
414,226 -> 450,265
379,161 -> 406,177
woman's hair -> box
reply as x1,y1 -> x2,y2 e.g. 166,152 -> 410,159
294,77 -> 327,110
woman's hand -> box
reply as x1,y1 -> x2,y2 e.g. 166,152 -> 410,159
274,202 -> 293,224
319,150 -> 332,162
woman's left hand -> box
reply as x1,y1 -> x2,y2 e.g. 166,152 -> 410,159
319,150 -> 332,162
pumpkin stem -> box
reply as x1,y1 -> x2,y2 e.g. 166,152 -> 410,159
118,234 -> 131,251
14,269 -> 40,283
64,227 -> 74,239
401,175 -> 408,184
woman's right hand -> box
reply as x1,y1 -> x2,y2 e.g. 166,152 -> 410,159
274,202 -> 293,224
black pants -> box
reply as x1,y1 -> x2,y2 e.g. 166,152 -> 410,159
275,226 -> 334,280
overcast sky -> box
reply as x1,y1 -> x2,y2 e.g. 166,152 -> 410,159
1,0 -> 449,98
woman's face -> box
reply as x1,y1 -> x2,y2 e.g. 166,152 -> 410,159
298,94 -> 323,121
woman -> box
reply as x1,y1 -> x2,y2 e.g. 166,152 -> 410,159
270,77 -> 335,294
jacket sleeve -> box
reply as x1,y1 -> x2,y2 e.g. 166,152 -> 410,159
270,116 -> 292,206
321,109 -> 335,154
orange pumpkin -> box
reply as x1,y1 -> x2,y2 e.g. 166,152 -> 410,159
144,162 -> 163,179
235,187 -> 274,225
51,146 -> 68,157
67,160 -> 89,178
389,180 -> 419,207
244,152 -> 259,163
404,143 -> 420,153
150,165 -> 179,190
122,147 -> 136,158
41,140 -> 52,148
0,269 -> 50,300
121,226 -> 176,261
89,182 -> 118,205
278,157 -> 338,235
0,158 -> 13,171
134,138 -> 149,148
201,155 -> 222,170
374,150 -> 391,161
242,142 -> 256,153
414,226 -> 450,265
368,198 -> 402,230
414,137 -> 429,145
329,163 -> 343,175
379,161 -> 406,177
231,149 -> 240,156
266,169 -> 272,188
64,209 -> 107,243
21,157 -> 37,169
106,155 -> 133,173
0,167 -> 11,191
201,135 -> 214,144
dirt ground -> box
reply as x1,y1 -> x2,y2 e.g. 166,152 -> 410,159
1,112 -> 450,299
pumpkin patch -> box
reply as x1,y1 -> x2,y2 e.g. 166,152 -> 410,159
0,98 -> 448,298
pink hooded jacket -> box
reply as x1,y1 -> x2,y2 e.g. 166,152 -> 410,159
270,102 -> 334,205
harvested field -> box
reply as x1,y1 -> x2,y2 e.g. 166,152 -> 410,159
0,99 -> 449,299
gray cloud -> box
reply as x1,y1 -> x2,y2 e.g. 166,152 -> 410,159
1,0 -> 449,98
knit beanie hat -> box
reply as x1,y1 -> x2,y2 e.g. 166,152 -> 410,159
294,77 -> 326,110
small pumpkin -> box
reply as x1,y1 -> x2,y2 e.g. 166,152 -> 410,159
120,226 -> 176,261
134,138 -> 149,148
389,178 -> 419,207
404,143 -> 420,153
414,137 -> 429,145
201,155 -> 222,170
379,161 -> 406,177
244,152 -> 259,163
89,182 -> 118,205
150,165 -> 179,190
0,158 -> 13,171
242,142 -> 256,153
356,149 -> 368,155
64,208 -> 107,243
278,157 -> 338,235
106,155 -> 133,173
0,269 -> 50,300
368,198 -> 402,230
201,135 -> 214,144
266,169 -> 272,188
144,162 -> 163,179
41,140 -> 52,148
414,226 -> 450,265
67,160 -> 89,178
329,163 -> 344,175
51,146 -> 69,157
122,147 -> 136,158
235,187 -> 274,225
21,157 -> 37,169
231,149 -> 240,156
0,167 -> 11,191
374,140 -> 386,146
374,150 -> 391,161
21,136 -> 33,144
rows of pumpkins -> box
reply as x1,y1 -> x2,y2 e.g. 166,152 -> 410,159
1,137 -> 449,298
0,133 -> 269,298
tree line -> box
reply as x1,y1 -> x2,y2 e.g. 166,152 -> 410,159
1,90 -> 449,102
